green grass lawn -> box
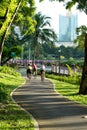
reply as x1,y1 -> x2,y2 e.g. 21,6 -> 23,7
46,74 -> 87,106
0,66 -> 34,130
53,79 -> 87,105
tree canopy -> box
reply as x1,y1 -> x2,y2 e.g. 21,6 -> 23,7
0,0 -> 36,65
42,0 -> 87,14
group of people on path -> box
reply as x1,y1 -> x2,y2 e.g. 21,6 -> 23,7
26,62 -> 45,81
26,63 -> 37,79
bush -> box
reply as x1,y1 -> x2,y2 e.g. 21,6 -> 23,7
0,65 -> 21,77
0,83 -> 8,102
46,73 -> 81,85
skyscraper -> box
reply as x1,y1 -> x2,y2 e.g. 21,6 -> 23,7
59,13 -> 78,43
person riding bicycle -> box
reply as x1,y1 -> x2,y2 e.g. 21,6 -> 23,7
32,62 -> 37,76
26,63 -> 32,79
40,63 -> 45,81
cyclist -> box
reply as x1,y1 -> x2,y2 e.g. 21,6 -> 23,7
26,63 -> 32,79
32,63 -> 37,76
40,63 -> 45,81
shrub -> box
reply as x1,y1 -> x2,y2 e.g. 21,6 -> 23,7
0,83 -> 8,102
46,73 -> 81,85
0,66 -> 21,77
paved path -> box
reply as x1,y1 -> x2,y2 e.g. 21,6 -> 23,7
12,76 -> 87,130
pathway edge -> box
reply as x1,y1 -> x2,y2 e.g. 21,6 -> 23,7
10,79 -> 39,130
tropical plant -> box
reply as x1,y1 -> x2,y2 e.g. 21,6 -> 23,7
30,12 -> 58,59
66,64 -> 73,76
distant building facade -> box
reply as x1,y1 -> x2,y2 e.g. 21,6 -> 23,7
59,14 -> 78,43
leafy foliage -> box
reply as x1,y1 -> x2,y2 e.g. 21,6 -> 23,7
29,12 -> 57,58
0,0 -> 36,65
52,0 -> 87,14
14,0 -> 36,35
74,25 -> 87,48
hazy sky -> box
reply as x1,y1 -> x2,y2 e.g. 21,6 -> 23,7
35,0 -> 87,34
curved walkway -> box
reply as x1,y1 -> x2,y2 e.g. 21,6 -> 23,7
12,76 -> 87,130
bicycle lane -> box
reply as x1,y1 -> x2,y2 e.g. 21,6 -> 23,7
12,76 -> 87,130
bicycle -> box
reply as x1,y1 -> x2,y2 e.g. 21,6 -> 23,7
27,72 -> 32,80
26,64 -> 32,80
41,70 -> 45,81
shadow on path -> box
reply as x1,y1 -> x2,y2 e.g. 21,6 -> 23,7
12,76 -> 87,130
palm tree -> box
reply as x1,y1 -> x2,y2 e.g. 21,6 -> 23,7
30,12 -> 58,59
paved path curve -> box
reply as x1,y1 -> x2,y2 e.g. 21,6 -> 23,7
12,76 -> 87,130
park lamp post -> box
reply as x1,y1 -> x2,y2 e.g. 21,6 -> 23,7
58,49 -> 61,74
28,42 -> 31,62
26,42 -> 31,64
21,44 -> 24,65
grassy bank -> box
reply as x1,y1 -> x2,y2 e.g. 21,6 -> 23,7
0,66 -> 34,130
46,74 -> 87,105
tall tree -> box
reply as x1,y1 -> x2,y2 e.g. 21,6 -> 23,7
20,12 -> 57,60
29,12 -> 58,59
0,0 -> 36,65
74,26 -> 87,94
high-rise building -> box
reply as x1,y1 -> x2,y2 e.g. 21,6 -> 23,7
59,13 -> 78,43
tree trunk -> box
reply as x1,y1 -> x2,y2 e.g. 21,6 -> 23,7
0,31 -> 7,65
79,33 -> 87,95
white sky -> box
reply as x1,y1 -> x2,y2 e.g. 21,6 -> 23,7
35,0 -> 87,35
